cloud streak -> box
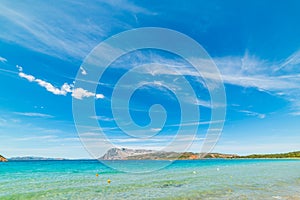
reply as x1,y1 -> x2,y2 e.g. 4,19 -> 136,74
0,1 -> 152,60
213,53 -> 300,114
238,110 -> 266,119
274,49 -> 300,72
0,56 -> 7,63
17,66 -> 104,100
80,67 -> 87,75
14,112 -> 54,118
90,115 -> 114,121
123,51 -> 300,114
19,71 -> 72,95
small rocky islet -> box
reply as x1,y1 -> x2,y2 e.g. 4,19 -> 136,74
0,154 -> 8,162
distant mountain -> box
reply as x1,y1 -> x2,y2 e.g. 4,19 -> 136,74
99,148 -> 238,160
9,156 -> 67,161
0,155 -> 8,162
100,148 -> 157,160
200,153 -> 239,159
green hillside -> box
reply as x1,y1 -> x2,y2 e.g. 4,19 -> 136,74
240,151 -> 300,158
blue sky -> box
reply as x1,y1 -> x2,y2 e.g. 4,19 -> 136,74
0,0 -> 300,158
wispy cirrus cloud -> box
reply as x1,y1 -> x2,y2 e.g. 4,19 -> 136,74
131,51 -> 299,91
102,49 -> 299,117
119,50 -> 300,115
0,1 -> 152,60
238,110 -> 266,119
0,56 -> 7,63
213,52 -> 300,114
14,135 -> 79,142
273,49 -> 300,72
167,120 -> 225,128
90,115 -> 114,121
103,0 -> 153,14
14,112 -> 54,118
213,55 -> 299,91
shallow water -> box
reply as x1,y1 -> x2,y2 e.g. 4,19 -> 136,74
1,159 -> 300,199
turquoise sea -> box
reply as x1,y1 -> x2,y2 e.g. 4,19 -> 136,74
1,159 -> 300,199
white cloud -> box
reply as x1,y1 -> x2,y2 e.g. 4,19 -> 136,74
90,115 -> 113,121
238,110 -> 266,119
167,120 -> 225,127
19,72 -> 35,82
19,71 -> 71,95
14,112 -> 53,118
16,65 -> 23,71
35,78 -> 69,95
0,56 -> 7,63
71,87 -> 104,100
61,83 -> 72,93
80,66 -> 87,75
151,128 -> 162,132
71,88 -> 94,99
18,69 -> 104,100
95,93 -> 105,99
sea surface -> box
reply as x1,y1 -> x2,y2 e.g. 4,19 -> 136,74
1,159 -> 300,199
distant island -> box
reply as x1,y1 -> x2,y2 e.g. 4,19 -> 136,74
9,156 -> 67,161
0,154 -> 8,162
99,148 -> 300,160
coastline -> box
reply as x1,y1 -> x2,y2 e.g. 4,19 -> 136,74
4,157 -> 300,162
99,148 -> 300,161
3,150 -> 300,161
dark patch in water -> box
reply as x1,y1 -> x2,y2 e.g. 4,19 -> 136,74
159,183 -> 183,188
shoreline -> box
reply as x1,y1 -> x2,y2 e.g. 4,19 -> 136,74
5,157 -> 300,162
4,150 -> 300,161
